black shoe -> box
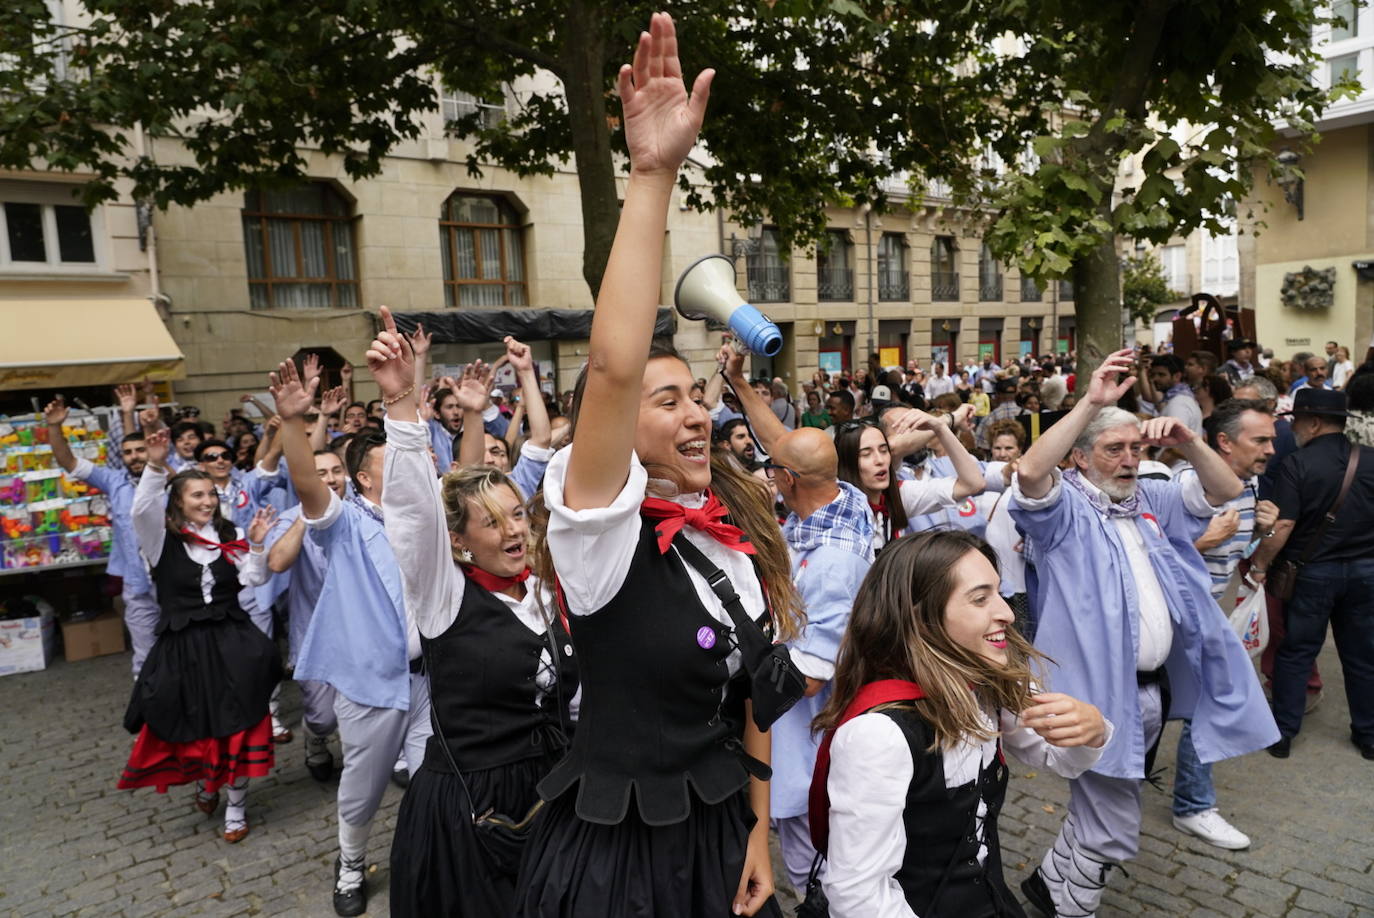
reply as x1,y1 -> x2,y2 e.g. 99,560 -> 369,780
1352,733 -> 1374,760
1021,868 -> 1058,917
333,856 -> 367,917
307,750 -> 335,783
390,767 -> 410,790
1267,736 -> 1292,758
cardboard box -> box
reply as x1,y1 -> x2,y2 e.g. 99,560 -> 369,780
61,611 -> 126,662
0,605 -> 57,676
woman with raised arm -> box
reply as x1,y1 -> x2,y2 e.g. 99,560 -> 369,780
118,428 -> 282,844
509,15 -> 800,916
363,310 -> 578,917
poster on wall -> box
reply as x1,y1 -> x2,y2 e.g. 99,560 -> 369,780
1019,341 -> 1034,359
978,342 -> 996,362
931,346 -> 950,367
538,360 -> 556,397
1056,337 -> 1070,355
878,346 -> 902,369
818,351 -> 844,375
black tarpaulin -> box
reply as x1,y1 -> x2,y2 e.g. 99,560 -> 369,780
391,308 -> 677,343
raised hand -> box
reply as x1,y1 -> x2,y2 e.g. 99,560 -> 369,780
364,305 -> 415,400
138,395 -> 162,431
453,364 -> 491,414
1087,349 -> 1137,408
504,336 -> 533,374
619,13 -> 713,178
145,428 -> 170,467
114,384 -> 137,412
717,340 -> 746,379
247,505 -> 278,545
262,415 -> 282,439
409,323 -> 433,359
1020,693 -> 1107,748
301,353 -> 322,385
319,385 -> 347,418
43,397 -> 69,428
418,383 -> 435,422
268,359 -> 320,421
340,363 -> 354,385
1140,415 -> 1195,448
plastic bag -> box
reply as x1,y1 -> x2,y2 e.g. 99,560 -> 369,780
1228,578 -> 1268,658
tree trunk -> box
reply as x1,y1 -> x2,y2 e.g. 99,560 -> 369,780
1072,200 -> 1124,383
561,0 -> 617,301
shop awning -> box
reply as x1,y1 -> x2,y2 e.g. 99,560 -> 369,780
0,298 -> 185,391
392,307 -> 677,344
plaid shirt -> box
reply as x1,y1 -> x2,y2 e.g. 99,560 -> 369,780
976,400 -> 1021,450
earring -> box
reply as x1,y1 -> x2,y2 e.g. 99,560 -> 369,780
460,548 -> 474,563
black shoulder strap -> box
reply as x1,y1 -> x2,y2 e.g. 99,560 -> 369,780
1297,443 -> 1362,566
670,532 -> 768,645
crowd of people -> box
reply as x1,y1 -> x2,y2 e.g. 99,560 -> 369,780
38,15 -> 1374,918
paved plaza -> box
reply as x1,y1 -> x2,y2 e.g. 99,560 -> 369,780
1,639 -> 1371,917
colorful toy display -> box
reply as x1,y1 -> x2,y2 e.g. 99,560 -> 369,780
0,414 -> 112,572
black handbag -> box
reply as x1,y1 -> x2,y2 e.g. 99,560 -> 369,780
671,534 -> 807,730
422,613 -> 571,876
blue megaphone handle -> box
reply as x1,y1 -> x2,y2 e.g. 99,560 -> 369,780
729,303 -> 783,356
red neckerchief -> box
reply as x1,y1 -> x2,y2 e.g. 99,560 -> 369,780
809,679 -> 925,854
640,491 -> 756,556
463,564 -> 532,595
868,494 -> 888,518
180,528 -> 249,565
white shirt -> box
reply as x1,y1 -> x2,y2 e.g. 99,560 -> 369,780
543,445 -> 768,677
131,465 -> 268,599
869,477 -> 958,551
978,491 -> 1025,596
825,705 -> 1110,918
923,374 -> 955,399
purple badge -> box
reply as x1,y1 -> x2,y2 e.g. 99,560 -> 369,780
696,626 -> 717,650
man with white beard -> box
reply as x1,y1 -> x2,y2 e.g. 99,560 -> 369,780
1009,350 -> 1277,918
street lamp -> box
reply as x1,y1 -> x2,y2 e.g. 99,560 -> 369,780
1276,148 -> 1305,221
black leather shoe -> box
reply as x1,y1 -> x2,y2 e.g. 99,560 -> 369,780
1267,736 -> 1292,759
333,856 -> 367,917
307,750 -> 335,783
1352,733 -> 1374,761
1021,868 -> 1058,917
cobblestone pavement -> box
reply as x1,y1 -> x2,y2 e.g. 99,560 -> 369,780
2,637 -> 1371,917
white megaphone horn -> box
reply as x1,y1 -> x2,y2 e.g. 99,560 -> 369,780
673,254 -> 783,357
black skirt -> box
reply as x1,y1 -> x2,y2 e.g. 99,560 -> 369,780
123,612 -> 282,744
390,746 -> 553,918
514,787 -> 783,918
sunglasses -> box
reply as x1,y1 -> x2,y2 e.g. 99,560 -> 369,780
760,460 -> 797,482
200,452 -> 232,462
835,418 -> 881,435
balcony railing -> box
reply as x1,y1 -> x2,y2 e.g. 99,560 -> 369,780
979,277 -> 1003,301
931,271 -> 960,302
818,267 -> 854,302
878,272 -> 909,302
1020,276 -> 1042,302
747,264 -> 791,303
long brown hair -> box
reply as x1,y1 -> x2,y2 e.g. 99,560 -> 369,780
814,530 -> 1044,751
531,345 -> 804,642
165,469 -> 237,543
835,419 -> 907,533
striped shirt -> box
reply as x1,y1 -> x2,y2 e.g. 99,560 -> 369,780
1181,469 -> 1258,600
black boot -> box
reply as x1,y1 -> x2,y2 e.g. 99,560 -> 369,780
1021,868 -> 1058,917
333,855 -> 367,917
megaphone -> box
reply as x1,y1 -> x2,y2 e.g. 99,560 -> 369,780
673,254 -> 783,357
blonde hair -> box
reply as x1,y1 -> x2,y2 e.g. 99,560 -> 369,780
815,531 -> 1046,751
441,465 -> 522,564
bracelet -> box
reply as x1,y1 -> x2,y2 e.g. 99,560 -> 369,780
1250,565 -> 1266,574
382,385 -> 415,407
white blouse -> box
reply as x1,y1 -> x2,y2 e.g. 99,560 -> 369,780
542,445 -> 768,677
824,705 -> 1112,918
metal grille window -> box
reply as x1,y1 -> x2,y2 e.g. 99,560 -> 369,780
978,243 -> 1002,301
877,233 -> 909,301
817,230 -> 853,302
931,236 -> 959,301
747,228 -> 790,302
242,184 -> 358,309
440,193 -> 527,307
1020,274 -> 1043,302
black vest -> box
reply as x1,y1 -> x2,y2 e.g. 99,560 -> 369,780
151,533 -> 244,634
538,517 -> 754,827
424,580 -> 578,773
883,706 -> 1022,918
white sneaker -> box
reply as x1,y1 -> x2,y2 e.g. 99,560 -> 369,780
1172,808 -> 1251,850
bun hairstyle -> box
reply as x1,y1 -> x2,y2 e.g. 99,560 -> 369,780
536,343 -> 805,642
441,465 -> 523,565
165,469 -> 236,543
815,530 -> 1045,751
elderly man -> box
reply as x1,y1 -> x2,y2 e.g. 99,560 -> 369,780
1011,350 -> 1277,918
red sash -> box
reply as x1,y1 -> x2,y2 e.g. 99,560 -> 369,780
808,679 -> 925,854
